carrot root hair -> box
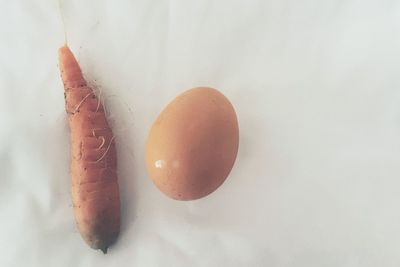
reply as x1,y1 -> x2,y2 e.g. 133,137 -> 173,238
74,92 -> 94,113
58,0 -> 68,45
95,135 -> 116,163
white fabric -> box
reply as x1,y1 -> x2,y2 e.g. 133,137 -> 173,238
1,0 -> 400,266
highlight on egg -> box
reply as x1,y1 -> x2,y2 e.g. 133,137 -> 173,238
145,87 -> 239,201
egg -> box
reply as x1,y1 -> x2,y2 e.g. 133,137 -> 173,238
145,87 -> 239,200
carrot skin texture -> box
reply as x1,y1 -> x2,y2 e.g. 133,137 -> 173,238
58,45 -> 120,252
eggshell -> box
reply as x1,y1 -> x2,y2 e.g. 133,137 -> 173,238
145,87 -> 239,200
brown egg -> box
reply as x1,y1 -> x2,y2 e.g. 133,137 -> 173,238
145,87 -> 239,200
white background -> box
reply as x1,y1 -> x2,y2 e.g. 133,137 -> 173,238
1,0 -> 400,266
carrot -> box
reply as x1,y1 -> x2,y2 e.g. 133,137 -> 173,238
58,45 -> 120,253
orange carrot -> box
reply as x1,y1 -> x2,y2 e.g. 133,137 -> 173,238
58,45 -> 120,253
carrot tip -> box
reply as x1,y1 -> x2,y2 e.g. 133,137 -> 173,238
100,247 -> 108,254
